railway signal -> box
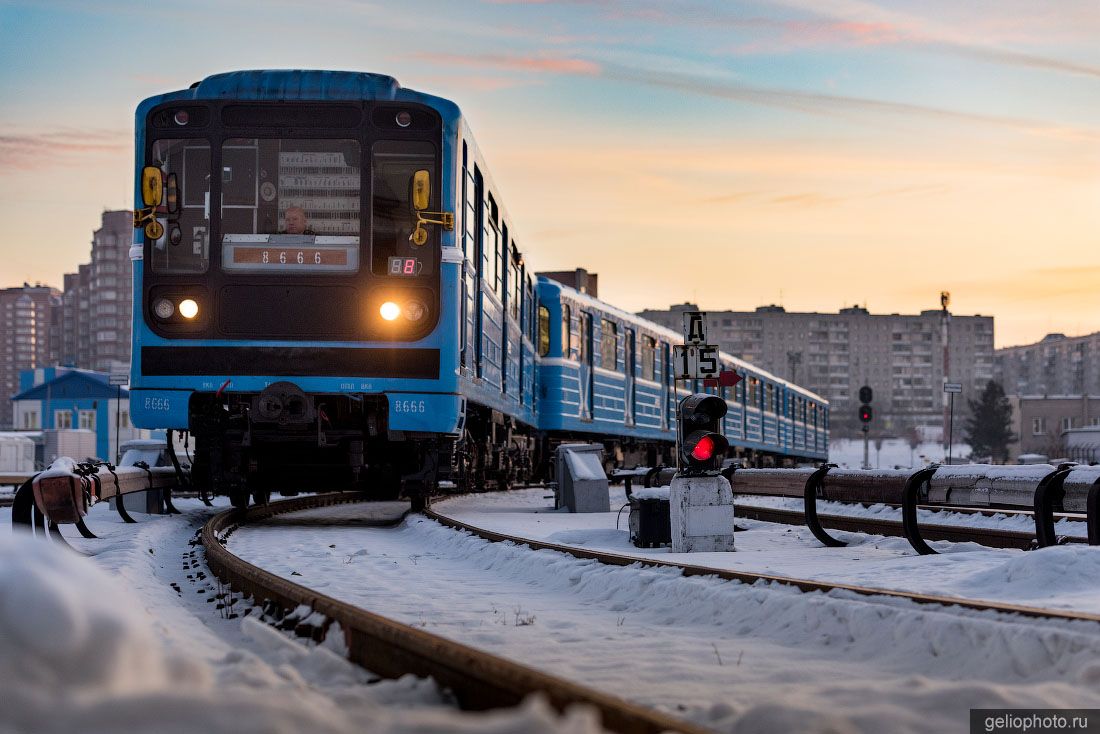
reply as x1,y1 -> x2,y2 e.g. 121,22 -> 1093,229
858,384 -> 873,469
677,393 -> 729,475
671,392 -> 736,552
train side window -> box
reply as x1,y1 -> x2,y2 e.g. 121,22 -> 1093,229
538,305 -> 550,356
484,195 -> 499,298
579,313 -> 591,364
600,319 -> 617,371
510,249 -> 521,320
149,139 -> 210,274
640,336 -> 656,381
562,304 -> 571,358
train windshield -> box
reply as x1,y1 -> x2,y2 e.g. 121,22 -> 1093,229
372,140 -> 436,275
148,139 -> 211,274
218,138 -> 361,274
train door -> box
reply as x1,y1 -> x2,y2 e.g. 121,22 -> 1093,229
578,312 -> 593,420
472,167 -> 485,378
500,222 -> 510,395
624,328 -> 636,426
460,143 -> 471,374
662,343 -> 673,430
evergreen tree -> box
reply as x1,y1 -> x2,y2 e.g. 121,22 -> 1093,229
963,380 -> 1017,463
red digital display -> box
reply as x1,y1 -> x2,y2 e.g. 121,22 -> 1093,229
388,256 -> 423,276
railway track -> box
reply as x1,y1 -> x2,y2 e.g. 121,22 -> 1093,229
423,501 -> 1100,625
202,492 -> 711,734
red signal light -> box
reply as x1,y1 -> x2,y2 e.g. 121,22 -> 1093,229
691,434 -> 716,461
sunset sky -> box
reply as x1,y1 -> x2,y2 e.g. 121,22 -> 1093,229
1,0 -> 1097,347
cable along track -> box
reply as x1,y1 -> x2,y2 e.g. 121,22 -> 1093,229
202,492 -> 710,734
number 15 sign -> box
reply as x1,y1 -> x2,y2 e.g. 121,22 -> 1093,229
674,344 -> 720,380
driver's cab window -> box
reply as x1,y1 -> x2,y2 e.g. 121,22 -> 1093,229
219,138 -> 361,274
148,139 -> 210,273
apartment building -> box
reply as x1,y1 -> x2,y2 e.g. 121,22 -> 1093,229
0,284 -> 62,428
995,332 -> 1100,397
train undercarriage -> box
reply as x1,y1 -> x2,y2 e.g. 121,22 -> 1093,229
186,382 -> 804,507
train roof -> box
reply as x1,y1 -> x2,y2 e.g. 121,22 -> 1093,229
135,69 -> 461,121
540,278 -> 828,404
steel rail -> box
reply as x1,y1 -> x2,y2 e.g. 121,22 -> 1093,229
424,505 -> 1100,625
203,492 -> 711,734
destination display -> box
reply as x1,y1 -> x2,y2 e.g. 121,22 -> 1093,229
221,235 -> 359,274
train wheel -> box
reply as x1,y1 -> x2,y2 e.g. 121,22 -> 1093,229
229,488 -> 250,509
251,488 -> 271,505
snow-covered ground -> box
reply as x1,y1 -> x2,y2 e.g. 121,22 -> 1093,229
6,487 -> 1100,734
0,500 -> 604,734
830,438 -> 971,469
228,491 -> 1100,734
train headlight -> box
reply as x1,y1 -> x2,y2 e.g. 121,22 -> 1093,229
153,298 -> 175,320
379,301 -> 401,321
179,298 -> 199,319
404,300 -> 426,322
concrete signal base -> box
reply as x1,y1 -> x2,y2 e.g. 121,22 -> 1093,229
669,474 -> 736,553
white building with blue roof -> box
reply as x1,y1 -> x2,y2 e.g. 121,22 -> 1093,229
10,367 -> 156,462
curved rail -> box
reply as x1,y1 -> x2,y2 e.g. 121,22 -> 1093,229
424,504 -> 1100,625
203,493 -> 710,734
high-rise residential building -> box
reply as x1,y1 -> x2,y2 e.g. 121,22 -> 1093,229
59,210 -> 134,374
995,332 -> 1100,397
88,210 -> 134,372
638,303 -> 995,435
0,284 -> 62,428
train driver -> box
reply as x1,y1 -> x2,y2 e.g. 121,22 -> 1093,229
282,206 -> 314,235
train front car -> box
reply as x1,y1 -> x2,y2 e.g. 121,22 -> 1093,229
129,71 -> 464,506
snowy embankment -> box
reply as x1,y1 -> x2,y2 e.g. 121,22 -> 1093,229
230,498 -> 1100,734
0,502 -> 603,734
830,438 -> 971,469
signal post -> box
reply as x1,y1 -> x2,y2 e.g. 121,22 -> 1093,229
858,385 -> 873,469
670,312 -> 738,553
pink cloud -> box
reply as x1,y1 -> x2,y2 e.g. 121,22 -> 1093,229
417,52 -> 602,76
0,129 -> 129,171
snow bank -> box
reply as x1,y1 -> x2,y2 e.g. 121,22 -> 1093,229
0,533 -> 178,697
0,527 -> 606,734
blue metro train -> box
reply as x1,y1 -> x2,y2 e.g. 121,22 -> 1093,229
128,70 -> 827,506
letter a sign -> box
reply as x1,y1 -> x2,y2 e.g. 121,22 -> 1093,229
684,311 -> 707,345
